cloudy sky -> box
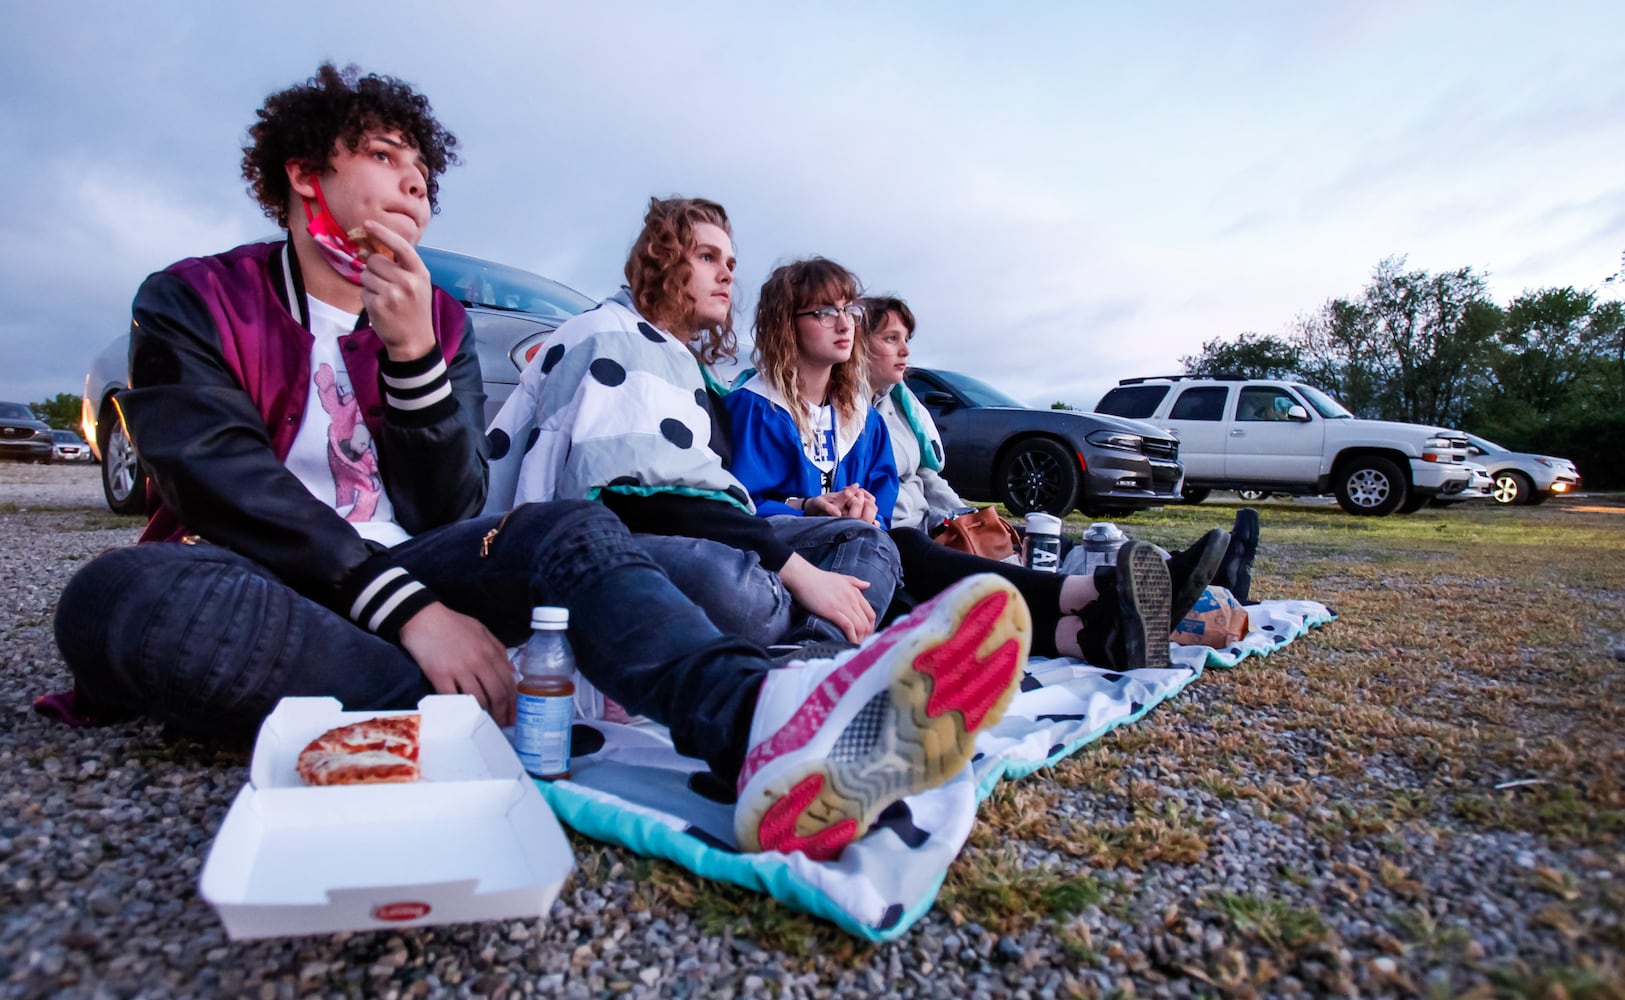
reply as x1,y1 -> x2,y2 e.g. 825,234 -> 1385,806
3,1 -> 1621,416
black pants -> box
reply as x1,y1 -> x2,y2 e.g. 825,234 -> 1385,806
56,501 -> 767,782
889,527 -> 1067,656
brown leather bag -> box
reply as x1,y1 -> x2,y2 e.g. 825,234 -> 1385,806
934,506 -> 1022,563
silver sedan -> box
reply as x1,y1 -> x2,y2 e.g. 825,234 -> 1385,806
1464,433 -> 1581,505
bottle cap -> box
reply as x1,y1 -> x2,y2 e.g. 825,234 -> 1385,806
1025,512 -> 1063,537
530,606 -> 569,629
1083,521 -> 1125,543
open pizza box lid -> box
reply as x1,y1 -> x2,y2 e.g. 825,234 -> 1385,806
200,695 -> 573,940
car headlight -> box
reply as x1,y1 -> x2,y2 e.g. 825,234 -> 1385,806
1086,430 -> 1144,452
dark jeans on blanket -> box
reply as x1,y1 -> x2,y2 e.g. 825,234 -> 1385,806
55,501 -> 767,783
889,526 -> 1067,657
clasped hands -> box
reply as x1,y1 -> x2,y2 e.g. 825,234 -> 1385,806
801,485 -> 879,524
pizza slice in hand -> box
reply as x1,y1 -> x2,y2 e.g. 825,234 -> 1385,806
297,714 -> 421,786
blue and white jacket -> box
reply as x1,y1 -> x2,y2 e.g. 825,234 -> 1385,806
725,375 -> 899,528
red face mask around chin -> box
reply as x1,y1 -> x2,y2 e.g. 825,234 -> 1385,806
302,177 -> 368,284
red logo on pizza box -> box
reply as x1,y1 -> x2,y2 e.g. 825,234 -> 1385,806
371,900 -> 432,922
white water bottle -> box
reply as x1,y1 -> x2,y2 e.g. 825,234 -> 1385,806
514,607 -> 574,780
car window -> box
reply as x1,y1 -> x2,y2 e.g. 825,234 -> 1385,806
1168,386 -> 1227,421
420,249 -> 593,321
1095,385 -> 1168,418
903,373 -> 943,400
1291,384 -> 1352,419
52,430 -> 80,443
0,402 -> 35,420
1236,387 -> 1298,422
924,370 -> 1028,408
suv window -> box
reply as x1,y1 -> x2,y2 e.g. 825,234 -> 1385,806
1237,387 -> 1299,422
1096,385 -> 1169,418
1169,386 -> 1227,421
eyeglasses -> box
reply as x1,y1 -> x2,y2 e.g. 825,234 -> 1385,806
795,304 -> 865,328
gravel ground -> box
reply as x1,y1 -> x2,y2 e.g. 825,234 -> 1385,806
1,463 -> 1621,999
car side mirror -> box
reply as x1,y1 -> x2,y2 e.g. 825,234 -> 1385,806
1286,404 -> 1310,421
921,391 -> 959,412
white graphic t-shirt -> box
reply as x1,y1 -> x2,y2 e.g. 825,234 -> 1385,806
283,297 -> 408,547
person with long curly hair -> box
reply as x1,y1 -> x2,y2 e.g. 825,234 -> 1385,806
486,198 -> 900,649
727,259 -> 1233,670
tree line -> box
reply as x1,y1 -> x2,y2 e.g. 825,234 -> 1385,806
1181,255 -> 1624,489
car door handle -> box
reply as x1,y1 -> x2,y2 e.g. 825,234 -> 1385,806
1229,429 -> 1245,437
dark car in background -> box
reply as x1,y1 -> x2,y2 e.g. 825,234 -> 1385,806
82,246 -> 595,514
904,367 -> 1183,518
1,402 -> 55,464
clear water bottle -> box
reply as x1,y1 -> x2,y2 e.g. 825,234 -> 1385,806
514,606 -> 574,780
1080,522 -> 1127,575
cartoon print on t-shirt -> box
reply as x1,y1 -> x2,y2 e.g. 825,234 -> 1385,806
314,363 -> 382,521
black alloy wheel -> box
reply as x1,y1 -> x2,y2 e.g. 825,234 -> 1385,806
995,438 -> 1080,517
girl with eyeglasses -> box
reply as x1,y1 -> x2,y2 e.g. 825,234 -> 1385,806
726,258 -> 1229,671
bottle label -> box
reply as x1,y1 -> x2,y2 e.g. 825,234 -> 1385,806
1027,537 -> 1062,572
515,692 -> 573,777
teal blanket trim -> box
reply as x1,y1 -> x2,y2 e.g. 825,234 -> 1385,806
533,779 -> 938,941
590,481 -> 753,516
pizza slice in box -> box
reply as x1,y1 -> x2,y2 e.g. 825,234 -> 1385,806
296,713 -> 421,786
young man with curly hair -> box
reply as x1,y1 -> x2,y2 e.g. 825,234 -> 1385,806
48,67 -> 1033,861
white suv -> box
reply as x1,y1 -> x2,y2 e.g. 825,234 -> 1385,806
1095,377 -> 1473,516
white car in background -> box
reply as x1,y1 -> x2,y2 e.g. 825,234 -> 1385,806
1432,461 -> 1494,507
51,429 -> 93,462
1463,433 -> 1581,506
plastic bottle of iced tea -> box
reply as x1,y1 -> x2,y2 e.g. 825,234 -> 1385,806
514,606 -> 574,780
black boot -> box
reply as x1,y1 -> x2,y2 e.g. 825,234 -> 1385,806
1218,508 -> 1260,604
1076,541 -> 1172,670
1166,528 -> 1228,624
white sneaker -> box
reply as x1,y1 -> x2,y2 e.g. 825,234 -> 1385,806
734,574 -> 1031,860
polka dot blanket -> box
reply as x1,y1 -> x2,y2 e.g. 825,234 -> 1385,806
484,289 -> 751,517
535,598 -> 1334,940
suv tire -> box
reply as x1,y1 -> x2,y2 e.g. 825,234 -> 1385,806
996,438 -> 1079,517
1179,484 -> 1211,505
1334,456 -> 1406,516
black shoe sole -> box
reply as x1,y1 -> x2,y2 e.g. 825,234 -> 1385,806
1114,542 -> 1172,670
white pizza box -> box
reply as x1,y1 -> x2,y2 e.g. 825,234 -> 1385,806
199,695 -> 573,940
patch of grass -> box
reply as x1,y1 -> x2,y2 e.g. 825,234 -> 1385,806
1487,957 -> 1625,1000
1070,798 -> 1212,870
940,847 -> 1111,932
1206,891 -> 1330,958
1388,905 -> 1470,958
1448,784 -> 1625,845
